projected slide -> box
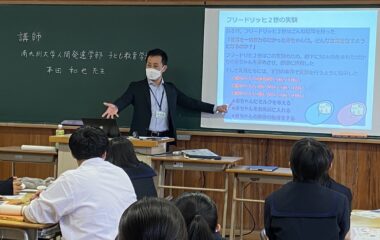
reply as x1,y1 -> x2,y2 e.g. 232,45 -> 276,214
217,10 -> 377,130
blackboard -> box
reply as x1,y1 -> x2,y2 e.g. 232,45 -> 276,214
0,5 -> 207,130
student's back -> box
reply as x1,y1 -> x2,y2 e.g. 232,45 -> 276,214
106,137 -> 157,199
264,138 -> 350,240
265,181 -> 349,240
122,162 -> 157,199
23,127 -> 137,240
321,145 -> 353,210
48,159 -> 136,239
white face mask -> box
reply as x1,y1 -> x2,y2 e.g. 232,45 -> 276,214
146,68 -> 162,81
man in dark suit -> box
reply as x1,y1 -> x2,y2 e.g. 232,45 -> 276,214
102,48 -> 227,140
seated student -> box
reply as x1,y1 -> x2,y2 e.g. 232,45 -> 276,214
117,197 -> 188,240
321,144 -> 353,211
0,177 -> 22,195
175,192 -> 223,240
106,137 -> 157,199
264,138 -> 350,240
23,126 -> 137,240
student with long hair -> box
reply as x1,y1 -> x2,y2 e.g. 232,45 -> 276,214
118,197 -> 188,240
106,137 -> 157,199
175,192 -> 223,240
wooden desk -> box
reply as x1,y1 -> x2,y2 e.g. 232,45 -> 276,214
0,219 -> 53,240
151,155 -> 241,237
0,146 -> 58,178
226,166 -> 292,240
49,134 -> 174,175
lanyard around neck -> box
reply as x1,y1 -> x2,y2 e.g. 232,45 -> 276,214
149,87 -> 165,111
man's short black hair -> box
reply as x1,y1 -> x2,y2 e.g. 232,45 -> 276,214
146,48 -> 168,65
69,126 -> 109,161
290,138 -> 330,182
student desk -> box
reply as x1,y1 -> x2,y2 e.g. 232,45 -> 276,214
49,134 -> 174,175
0,146 -> 58,178
0,218 -> 58,240
226,166 -> 293,240
151,155 -> 242,237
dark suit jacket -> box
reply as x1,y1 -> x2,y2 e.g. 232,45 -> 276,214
114,79 -> 214,140
0,178 -> 13,195
264,181 -> 350,240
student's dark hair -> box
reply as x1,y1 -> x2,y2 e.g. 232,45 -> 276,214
146,48 -> 168,65
118,197 -> 188,240
175,192 -> 217,240
320,143 -> 334,186
106,137 -> 140,168
68,126 -> 109,160
290,138 -> 330,182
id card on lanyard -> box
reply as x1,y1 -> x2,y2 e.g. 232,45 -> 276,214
150,87 -> 166,119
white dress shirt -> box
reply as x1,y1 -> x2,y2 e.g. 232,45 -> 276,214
148,78 -> 169,132
24,157 -> 137,240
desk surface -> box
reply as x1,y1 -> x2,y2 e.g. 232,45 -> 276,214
49,134 -> 174,147
151,155 -> 242,164
0,146 -> 57,156
226,165 -> 293,177
0,219 -> 51,229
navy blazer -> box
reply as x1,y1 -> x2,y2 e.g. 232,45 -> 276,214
265,181 -> 350,240
114,79 -> 214,140
324,178 -> 353,211
0,178 -> 13,195
122,162 -> 157,200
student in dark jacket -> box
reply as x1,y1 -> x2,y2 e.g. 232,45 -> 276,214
264,138 -> 350,240
0,177 -> 22,195
106,137 -> 157,199
321,144 -> 353,211
175,192 -> 224,240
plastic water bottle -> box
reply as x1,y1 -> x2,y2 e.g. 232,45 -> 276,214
55,124 -> 65,136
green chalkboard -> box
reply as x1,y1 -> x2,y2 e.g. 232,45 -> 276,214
0,5 -> 207,130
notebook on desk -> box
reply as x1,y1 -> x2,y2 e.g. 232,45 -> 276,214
247,165 -> 278,172
82,118 -> 120,138
181,149 -> 221,160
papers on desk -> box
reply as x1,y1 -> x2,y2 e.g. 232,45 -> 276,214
352,210 -> 380,219
1,193 -> 31,206
247,165 -> 278,172
351,210 -> 380,240
0,193 -> 30,220
352,227 -> 380,240
181,149 -> 221,160
138,136 -> 170,141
